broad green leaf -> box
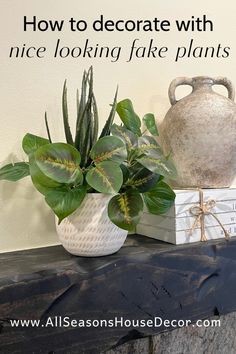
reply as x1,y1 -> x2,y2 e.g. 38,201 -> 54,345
35,143 -> 82,184
86,161 -> 123,194
108,189 -> 143,231
22,133 -> 49,155
116,99 -> 141,136
143,114 -> 159,136
126,165 -> 160,192
138,136 -> 163,156
111,124 -> 138,151
143,180 -> 176,214
137,152 -> 177,179
45,185 -> 86,224
90,136 -> 127,164
0,162 -> 29,181
29,155 -> 63,195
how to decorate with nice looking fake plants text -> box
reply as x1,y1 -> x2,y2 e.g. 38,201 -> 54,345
9,14 -> 230,62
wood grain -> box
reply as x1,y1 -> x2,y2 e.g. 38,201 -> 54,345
0,234 -> 236,353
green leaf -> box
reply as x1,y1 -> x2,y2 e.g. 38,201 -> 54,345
111,124 -> 138,151
143,114 -> 159,136
29,155 -> 63,195
45,185 -> 86,224
62,80 -> 74,145
137,152 -> 177,179
44,112 -> 52,143
143,180 -> 176,214
74,67 -> 97,167
138,136 -> 163,156
22,133 -> 49,155
108,189 -> 143,231
0,162 -> 29,181
90,136 -> 127,164
86,161 -> 123,194
116,99 -> 141,136
126,165 -> 160,192
120,163 -> 130,184
91,92 -> 99,145
35,143 -> 82,184
99,87 -> 118,139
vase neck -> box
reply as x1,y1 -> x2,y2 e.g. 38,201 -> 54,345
192,77 -> 214,92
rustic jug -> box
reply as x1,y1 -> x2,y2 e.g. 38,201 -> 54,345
160,76 -> 236,188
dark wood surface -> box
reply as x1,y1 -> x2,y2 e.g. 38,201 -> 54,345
0,234 -> 236,353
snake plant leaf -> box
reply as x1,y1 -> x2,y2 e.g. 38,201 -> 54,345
137,151 -> 177,179
75,71 -> 88,152
138,136 -> 163,156
143,180 -> 176,214
99,87 -> 118,139
125,165 -> 160,193
108,189 -> 143,231
116,99 -> 142,136
29,155 -> 63,195
90,136 -> 127,164
0,162 -> 29,181
44,112 -> 52,143
62,80 -> 74,146
91,92 -> 99,145
142,113 -> 159,136
34,143 -> 82,184
111,124 -> 138,151
86,161 -> 123,194
22,133 -> 49,156
45,185 -> 87,224
75,69 -> 95,166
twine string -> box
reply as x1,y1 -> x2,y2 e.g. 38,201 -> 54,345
189,189 -> 230,242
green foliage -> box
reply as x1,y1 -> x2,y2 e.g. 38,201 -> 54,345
90,136 -> 127,164
86,161 -> 123,194
34,143 -> 82,184
0,67 -> 176,230
29,154 -> 62,195
62,80 -> 74,146
0,162 -> 29,181
22,133 -> 49,155
143,113 -> 159,136
108,189 -> 143,231
116,99 -> 142,136
143,180 -> 176,214
111,123 -> 138,151
45,185 -> 87,224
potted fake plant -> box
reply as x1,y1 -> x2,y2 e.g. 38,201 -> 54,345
0,67 -> 176,257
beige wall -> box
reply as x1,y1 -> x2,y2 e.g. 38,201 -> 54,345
0,0 -> 236,252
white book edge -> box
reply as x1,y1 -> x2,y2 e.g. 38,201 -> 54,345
139,211 -> 236,231
137,223 -> 236,245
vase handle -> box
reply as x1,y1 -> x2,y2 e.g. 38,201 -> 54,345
213,77 -> 235,101
168,77 -> 194,106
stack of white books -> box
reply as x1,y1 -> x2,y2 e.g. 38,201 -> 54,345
137,188 -> 236,244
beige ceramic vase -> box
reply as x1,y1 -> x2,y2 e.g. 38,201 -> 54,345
160,76 -> 236,188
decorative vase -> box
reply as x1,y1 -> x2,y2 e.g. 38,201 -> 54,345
160,76 -> 236,188
56,194 -> 128,257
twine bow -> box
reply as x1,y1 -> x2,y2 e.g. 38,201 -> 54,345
189,189 -> 230,242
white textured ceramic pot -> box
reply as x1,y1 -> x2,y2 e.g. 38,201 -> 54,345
56,193 -> 128,257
